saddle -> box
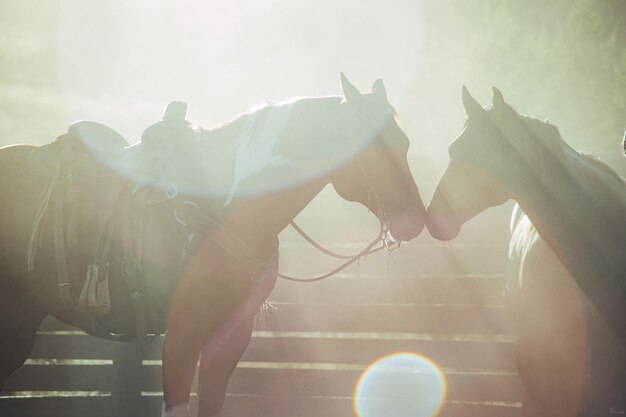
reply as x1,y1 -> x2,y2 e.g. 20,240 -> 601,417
27,119 -> 217,351
28,121 -> 134,267
27,121 -> 164,347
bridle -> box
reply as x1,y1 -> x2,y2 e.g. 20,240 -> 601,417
270,109 -> 401,283
280,152 -> 402,282
280,190 -> 400,282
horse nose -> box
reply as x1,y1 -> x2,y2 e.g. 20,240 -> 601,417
425,211 -> 461,241
389,208 -> 425,241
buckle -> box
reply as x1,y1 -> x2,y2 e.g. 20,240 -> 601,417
382,229 -> 401,252
121,258 -> 142,279
164,184 -> 178,199
174,200 -> 200,226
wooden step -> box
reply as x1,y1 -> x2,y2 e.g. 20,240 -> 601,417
3,362 -> 524,403
30,331 -> 517,370
0,394 -> 524,417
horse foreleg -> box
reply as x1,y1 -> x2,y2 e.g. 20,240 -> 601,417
196,314 -> 255,417
196,252 -> 279,417
517,239 -> 589,417
162,260 -> 253,417
578,308 -> 622,417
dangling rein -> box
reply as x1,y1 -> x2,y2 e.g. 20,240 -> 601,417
175,201 -> 399,283
280,220 -> 398,282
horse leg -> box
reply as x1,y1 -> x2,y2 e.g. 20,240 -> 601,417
578,308 -> 620,417
161,256 -> 254,417
0,295 -> 47,392
516,238 -> 589,417
196,255 -> 279,417
196,313 -> 255,417
515,352 -> 543,417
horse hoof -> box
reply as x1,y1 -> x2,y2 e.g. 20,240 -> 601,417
161,403 -> 190,417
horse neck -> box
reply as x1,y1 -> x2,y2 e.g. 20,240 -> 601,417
201,97 -> 349,201
510,142 -> 626,287
216,98 -> 351,259
223,177 -> 328,262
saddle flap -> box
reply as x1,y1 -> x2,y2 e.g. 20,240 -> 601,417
66,176 -> 128,256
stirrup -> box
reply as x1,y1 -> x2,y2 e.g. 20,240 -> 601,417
78,263 -> 111,314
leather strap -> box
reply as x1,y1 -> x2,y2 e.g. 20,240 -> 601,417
52,156 -> 76,309
120,186 -> 150,354
49,153 -> 132,342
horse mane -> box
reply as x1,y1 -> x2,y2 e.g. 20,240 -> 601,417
519,114 -> 563,150
579,153 -> 626,185
522,114 -> 625,183
192,95 -> 349,204
200,96 -> 341,147
197,101 -> 278,143
198,96 -> 339,140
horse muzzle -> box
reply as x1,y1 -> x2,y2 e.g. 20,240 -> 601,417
425,211 -> 462,241
387,208 -> 425,242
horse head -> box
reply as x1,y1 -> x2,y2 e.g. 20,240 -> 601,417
328,73 -> 425,242
426,87 -> 523,240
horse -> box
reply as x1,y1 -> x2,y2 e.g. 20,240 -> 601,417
0,73 -> 426,417
425,87 -> 626,416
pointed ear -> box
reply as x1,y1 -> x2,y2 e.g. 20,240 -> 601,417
462,85 -> 484,118
372,78 -> 388,101
492,87 -> 505,109
340,72 -> 362,102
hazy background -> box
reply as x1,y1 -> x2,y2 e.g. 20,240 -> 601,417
1,0 -> 625,182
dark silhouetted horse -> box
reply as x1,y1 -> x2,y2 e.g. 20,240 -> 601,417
427,87 -> 626,416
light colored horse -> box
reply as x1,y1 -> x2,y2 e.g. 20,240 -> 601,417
0,74 -> 426,417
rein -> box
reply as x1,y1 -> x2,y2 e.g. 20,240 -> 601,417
176,201 -> 398,284
279,218 -> 396,282
280,178 -> 400,282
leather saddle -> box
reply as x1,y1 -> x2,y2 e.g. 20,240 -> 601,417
26,121 -> 164,345
27,121 -> 171,256
27,120 -> 208,349
28,121 -> 136,259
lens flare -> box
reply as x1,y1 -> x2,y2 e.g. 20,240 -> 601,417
354,352 -> 447,417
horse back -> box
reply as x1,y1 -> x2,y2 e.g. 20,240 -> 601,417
0,143 -> 38,174
0,143 -> 44,218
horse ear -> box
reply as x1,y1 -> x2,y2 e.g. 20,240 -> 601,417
462,85 -> 484,118
340,72 -> 362,102
492,87 -> 505,109
372,78 -> 388,101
